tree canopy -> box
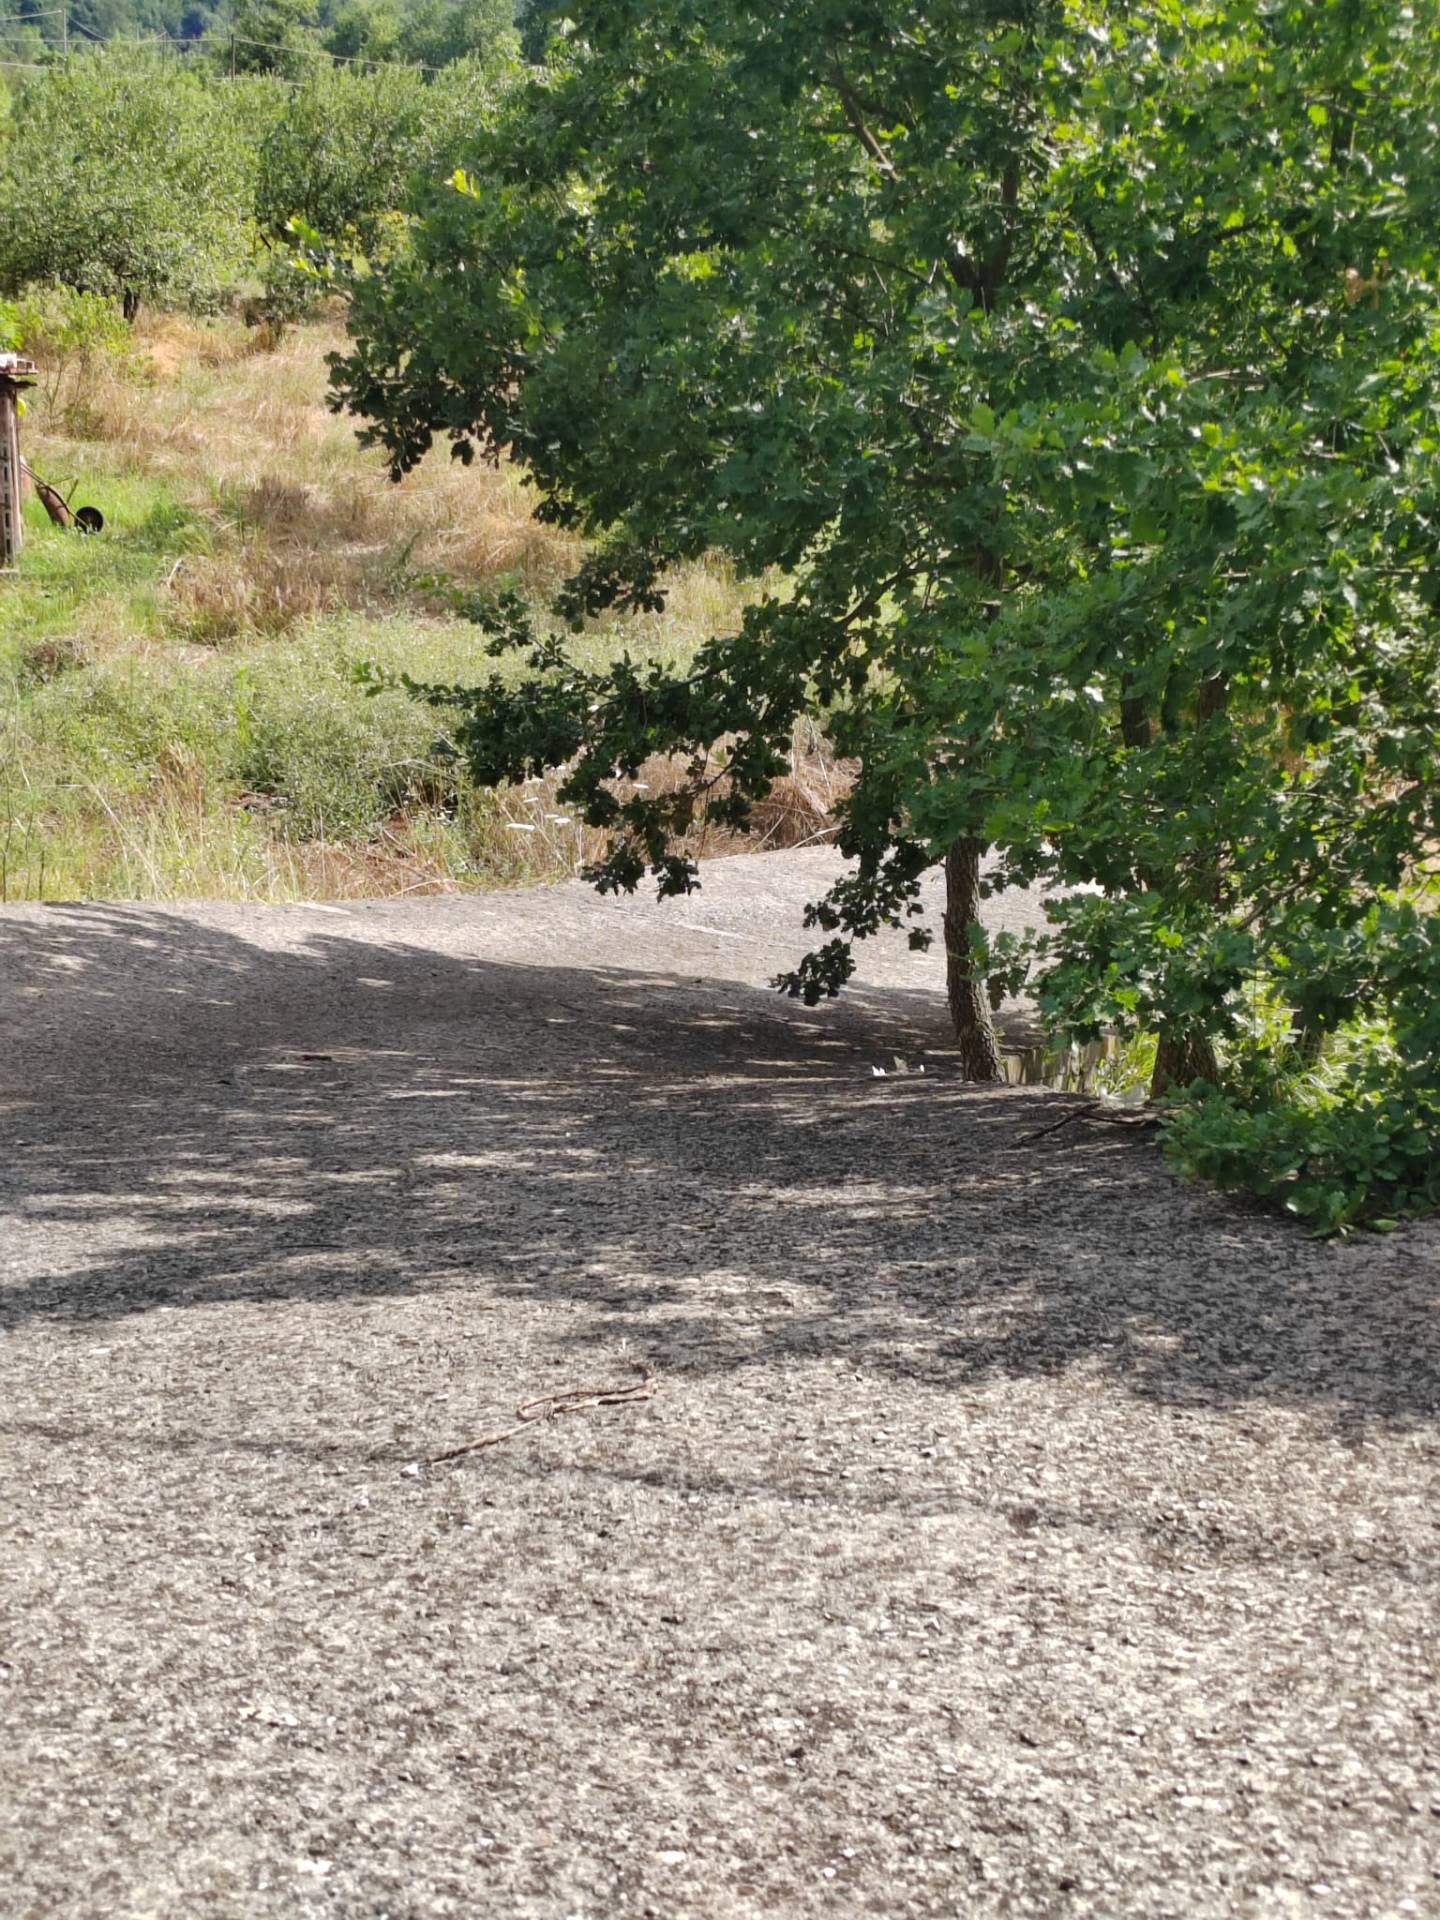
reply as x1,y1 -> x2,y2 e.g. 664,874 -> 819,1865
0,22 -> 516,322
254,57 -> 497,257
304,1 -> 1440,1225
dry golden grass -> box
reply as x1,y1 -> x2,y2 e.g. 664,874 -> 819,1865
164,544 -> 370,644
37,318 -> 584,635
147,319 -> 575,582
479,722 -> 851,879
141,312 -> 255,378
4,311 -> 840,904
24,315 -> 734,648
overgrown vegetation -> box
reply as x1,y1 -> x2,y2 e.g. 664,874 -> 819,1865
0,312 -> 802,902
0,26 -> 800,902
0,37 -> 511,327
0,51 -> 256,317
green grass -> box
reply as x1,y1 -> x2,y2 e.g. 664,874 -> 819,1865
2,476 -> 201,650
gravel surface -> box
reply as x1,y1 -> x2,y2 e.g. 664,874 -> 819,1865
1,849 -> 1437,1920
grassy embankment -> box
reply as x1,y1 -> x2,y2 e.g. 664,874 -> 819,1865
1,314 -> 837,903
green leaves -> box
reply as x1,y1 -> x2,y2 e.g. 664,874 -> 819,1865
335,0 -> 1440,1227
253,61 -> 498,263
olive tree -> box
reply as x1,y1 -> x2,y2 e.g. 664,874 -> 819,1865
254,57 -> 498,259
0,49 -> 257,316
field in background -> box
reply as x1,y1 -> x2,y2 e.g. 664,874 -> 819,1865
1,312 -> 841,902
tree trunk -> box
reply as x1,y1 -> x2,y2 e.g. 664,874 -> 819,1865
944,834 -> 1005,1081
1150,1029 -> 1220,1099
122,288 -> 140,323
1147,676 -> 1231,1100
1119,685 -> 1152,751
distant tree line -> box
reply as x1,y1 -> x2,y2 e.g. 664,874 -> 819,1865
0,0 -> 522,69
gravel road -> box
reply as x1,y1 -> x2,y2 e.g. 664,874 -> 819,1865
1,850 -> 1437,1920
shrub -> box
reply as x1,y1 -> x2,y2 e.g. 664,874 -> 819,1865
9,284 -> 135,426
1162,902 -> 1440,1234
229,644 -> 445,838
11,285 -> 131,361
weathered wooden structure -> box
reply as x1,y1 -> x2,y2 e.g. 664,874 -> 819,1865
1,353 -> 38,571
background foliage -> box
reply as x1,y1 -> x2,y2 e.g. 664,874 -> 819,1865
0,0 -> 519,67
0,49 -> 258,312
0,11 -> 518,312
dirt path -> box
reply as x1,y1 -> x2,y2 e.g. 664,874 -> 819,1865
1,851 -> 1437,1919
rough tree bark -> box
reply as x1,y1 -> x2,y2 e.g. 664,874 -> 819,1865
944,834 -> 1005,1081
1150,1030 -> 1220,1098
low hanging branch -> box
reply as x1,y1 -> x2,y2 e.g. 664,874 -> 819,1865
330,0 -> 1440,1233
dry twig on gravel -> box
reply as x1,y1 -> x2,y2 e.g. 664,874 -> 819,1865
1016,1102 -> 1101,1145
1017,1102 -> 1163,1146
427,1367 -> 656,1465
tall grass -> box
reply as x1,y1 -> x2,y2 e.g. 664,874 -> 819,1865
1,310 -> 837,903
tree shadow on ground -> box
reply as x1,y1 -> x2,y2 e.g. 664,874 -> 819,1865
1,901 -> 1435,1424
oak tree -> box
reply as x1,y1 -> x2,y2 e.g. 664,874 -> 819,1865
334,0 -> 1440,1222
